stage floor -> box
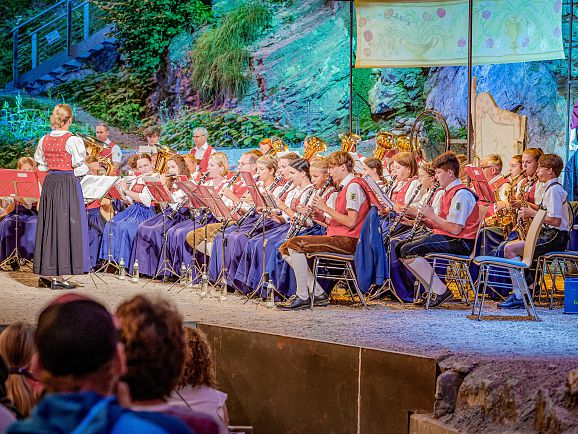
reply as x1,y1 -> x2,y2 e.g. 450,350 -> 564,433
1,269 -> 577,362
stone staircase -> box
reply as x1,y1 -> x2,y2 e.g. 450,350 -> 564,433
4,0 -> 117,94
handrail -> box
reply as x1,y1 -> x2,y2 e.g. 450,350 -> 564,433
11,0 -> 68,33
30,1 -> 90,37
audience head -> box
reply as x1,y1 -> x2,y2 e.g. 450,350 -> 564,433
178,328 -> 216,389
0,323 -> 37,417
116,295 -> 185,402
33,294 -> 124,395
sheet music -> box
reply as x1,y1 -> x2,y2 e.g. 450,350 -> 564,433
349,152 -> 365,174
81,175 -> 120,200
362,174 -> 395,209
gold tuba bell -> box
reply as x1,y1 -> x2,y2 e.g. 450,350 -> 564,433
339,132 -> 361,153
154,146 -> 177,174
395,134 -> 412,152
77,133 -> 106,158
303,136 -> 327,160
373,131 -> 395,160
97,157 -> 115,176
270,137 -> 289,156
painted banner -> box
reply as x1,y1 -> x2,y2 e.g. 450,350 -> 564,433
355,0 -> 565,67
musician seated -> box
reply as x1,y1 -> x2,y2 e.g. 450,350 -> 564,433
183,154 -> 198,178
191,127 -> 215,172
363,157 -> 386,190
398,151 -> 480,308
141,125 -> 160,155
498,154 -> 569,309
480,154 -> 509,216
95,122 -> 122,173
278,151 -> 379,310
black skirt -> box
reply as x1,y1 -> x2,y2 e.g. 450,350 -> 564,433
33,171 -> 89,276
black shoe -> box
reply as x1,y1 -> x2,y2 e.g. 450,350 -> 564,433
37,277 -> 52,288
313,293 -> 330,307
8,258 -> 20,271
414,294 -> 427,306
51,280 -> 77,290
427,289 -> 453,308
497,294 -> 524,309
277,296 -> 311,310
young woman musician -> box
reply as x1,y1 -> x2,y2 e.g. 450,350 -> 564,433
267,157 -> 337,299
0,157 -> 38,271
233,158 -> 318,294
99,153 -> 156,268
498,154 -> 569,309
84,156 -> 106,269
130,155 -> 191,277
33,104 -> 90,289
363,158 -> 387,189
386,151 -> 421,238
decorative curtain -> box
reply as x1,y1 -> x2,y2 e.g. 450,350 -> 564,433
355,0 -> 565,67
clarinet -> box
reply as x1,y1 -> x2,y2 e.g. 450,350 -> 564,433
245,180 -> 293,238
383,175 -> 397,198
168,171 -> 208,220
225,171 -> 241,188
386,182 -> 422,240
237,177 -> 288,229
406,182 -> 440,242
284,177 -> 332,242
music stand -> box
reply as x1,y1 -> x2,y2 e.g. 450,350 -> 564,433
140,177 -> 178,284
465,164 -> 496,261
0,170 -> 40,271
199,185 -> 234,301
240,172 -> 283,305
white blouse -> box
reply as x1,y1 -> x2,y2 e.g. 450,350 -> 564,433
34,130 -> 88,176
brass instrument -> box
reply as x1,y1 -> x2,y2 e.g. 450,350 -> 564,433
339,132 -> 361,153
97,157 -> 115,175
154,146 -> 177,174
486,170 -> 525,237
395,135 -> 412,152
303,136 -> 327,160
77,133 -> 106,158
512,175 -> 537,241
263,137 -> 289,156
373,131 -> 395,160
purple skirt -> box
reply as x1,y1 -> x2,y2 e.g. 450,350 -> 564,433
131,208 -> 189,276
99,203 -> 156,266
33,171 -> 89,276
0,205 -> 37,262
87,207 -> 105,269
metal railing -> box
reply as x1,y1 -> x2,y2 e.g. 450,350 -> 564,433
11,0 -> 109,86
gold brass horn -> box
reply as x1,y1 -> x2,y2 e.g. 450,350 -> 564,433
339,132 -> 361,153
154,146 -> 177,174
77,133 -> 106,158
303,136 -> 327,160
97,157 -> 115,176
271,137 -> 289,155
395,134 -> 412,152
373,131 -> 395,160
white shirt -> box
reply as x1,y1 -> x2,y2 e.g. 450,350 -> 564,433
538,178 -> 569,231
35,130 -> 88,176
105,138 -> 122,163
340,173 -> 366,212
444,179 -> 476,226
194,142 -> 214,160
138,144 -> 158,154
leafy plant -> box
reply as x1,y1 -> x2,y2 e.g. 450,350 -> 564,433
49,71 -> 150,131
0,94 -> 92,167
161,107 -> 307,150
189,2 -> 272,104
95,0 -> 212,81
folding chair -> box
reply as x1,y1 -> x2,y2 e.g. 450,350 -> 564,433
472,209 -> 547,321
533,252 -> 578,308
423,205 -> 489,309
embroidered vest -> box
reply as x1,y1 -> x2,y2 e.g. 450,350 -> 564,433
392,177 -> 417,205
42,132 -> 74,171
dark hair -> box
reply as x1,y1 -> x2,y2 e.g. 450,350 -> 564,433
538,154 -> 564,177
117,295 -> 185,401
289,158 -> 311,179
168,154 -> 191,178
432,151 -> 460,177
364,157 -> 383,177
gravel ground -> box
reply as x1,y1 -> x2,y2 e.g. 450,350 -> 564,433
1,269 -> 577,362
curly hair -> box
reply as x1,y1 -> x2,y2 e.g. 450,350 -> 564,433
178,328 -> 216,389
116,295 -> 185,401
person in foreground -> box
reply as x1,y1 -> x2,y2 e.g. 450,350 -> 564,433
7,294 -> 193,433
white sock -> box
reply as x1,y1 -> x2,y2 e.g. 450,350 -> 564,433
402,257 -> 448,295
288,249 -> 310,300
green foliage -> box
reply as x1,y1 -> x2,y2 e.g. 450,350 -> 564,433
0,94 -> 92,168
49,71 -> 150,131
161,108 -> 306,150
189,2 -> 272,103
96,0 -> 212,81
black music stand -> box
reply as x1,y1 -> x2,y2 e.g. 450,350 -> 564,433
0,170 -> 40,271
240,172 -> 284,306
199,185 -> 235,301
141,177 -> 178,284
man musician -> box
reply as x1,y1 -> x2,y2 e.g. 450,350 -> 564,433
190,127 -> 215,172
95,122 -> 122,173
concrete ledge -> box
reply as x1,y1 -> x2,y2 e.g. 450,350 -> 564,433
409,414 -> 460,434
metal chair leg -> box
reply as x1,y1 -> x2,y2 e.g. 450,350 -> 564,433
477,265 -> 489,321
425,258 -> 437,310
310,257 -> 320,310
348,262 -> 367,308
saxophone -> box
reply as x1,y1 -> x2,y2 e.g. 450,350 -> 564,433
512,175 -> 537,241
485,171 -> 524,238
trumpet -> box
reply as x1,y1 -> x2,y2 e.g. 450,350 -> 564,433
406,182 -> 440,242
284,176 -> 332,241
243,178 -> 291,235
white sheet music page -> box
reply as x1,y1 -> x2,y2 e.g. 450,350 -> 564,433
81,175 -> 120,200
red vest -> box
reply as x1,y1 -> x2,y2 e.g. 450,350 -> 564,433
487,176 -> 510,216
392,177 -> 417,205
433,184 -> 480,240
42,132 -> 74,171
327,178 -> 377,238
99,141 -> 114,159
191,145 -> 214,172
86,199 -> 101,210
